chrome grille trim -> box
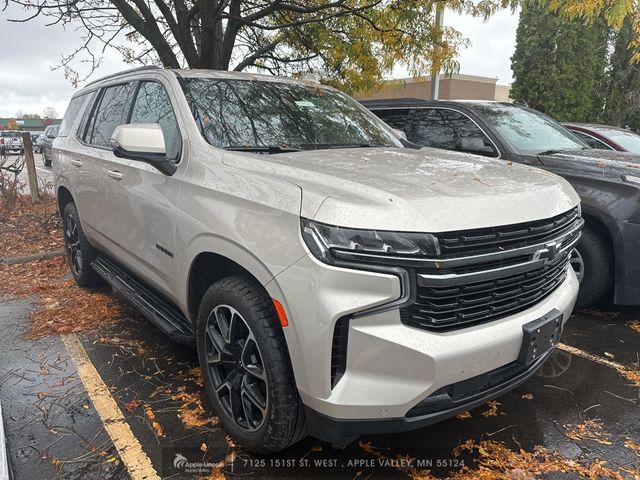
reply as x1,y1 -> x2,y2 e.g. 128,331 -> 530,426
399,207 -> 583,331
416,228 -> 580,287
402,255 -> 571,331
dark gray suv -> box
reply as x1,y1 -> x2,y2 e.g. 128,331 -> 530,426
363,99 -> 640,308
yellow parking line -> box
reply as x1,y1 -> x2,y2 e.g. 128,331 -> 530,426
557,342 -> 628,371
62,334 -> 160,480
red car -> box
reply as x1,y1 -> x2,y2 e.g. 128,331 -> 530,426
564,123 -> 640,154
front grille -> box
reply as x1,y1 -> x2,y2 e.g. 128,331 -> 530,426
436,207 -> 580,258
401,253 -> 571,331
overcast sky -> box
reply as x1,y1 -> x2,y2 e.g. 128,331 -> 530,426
0,4 -> 519,118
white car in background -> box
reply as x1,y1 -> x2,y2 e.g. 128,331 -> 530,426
0,131 -> 23,155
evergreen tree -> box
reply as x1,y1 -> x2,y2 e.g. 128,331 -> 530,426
603,19 -> 640,131
510,1 -> 609,122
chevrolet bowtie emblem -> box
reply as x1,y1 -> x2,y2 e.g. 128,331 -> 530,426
532,241 -> 562,263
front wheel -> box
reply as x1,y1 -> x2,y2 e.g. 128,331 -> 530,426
197,276 -> 305,453
62,202 -> 101,287
43,149 -> 51,166
574,225 -> 613,308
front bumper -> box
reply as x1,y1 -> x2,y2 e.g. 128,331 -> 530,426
267,254 -> 578,426
305,347 -> 554,445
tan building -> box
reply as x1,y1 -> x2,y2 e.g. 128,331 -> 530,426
354,74 -> 511,102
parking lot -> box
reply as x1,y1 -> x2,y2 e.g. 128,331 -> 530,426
0,161 -> 638,480
0,293 -> 638,479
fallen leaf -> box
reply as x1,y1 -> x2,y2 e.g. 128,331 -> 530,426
626,320 -> 640,334
604,352 -> 614,359
456,411 -> 472,420
624,438 -> 640,454
521,393 -> 534,400
563,418 -> 613,445
482,400 -> 500,417
144,404 -> 165,437
125,399 -> 141,413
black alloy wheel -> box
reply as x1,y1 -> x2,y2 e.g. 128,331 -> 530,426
204,304 -> 268,432
64,211 -> 82,277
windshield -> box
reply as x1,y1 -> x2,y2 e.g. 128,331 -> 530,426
181,78 -> 401,151
472,103 -> 588,155
597,128 -> 640,154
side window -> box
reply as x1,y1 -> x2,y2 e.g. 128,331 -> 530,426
571,131 -> 612,150
414,109 -> 497,157
86,83 -> 132,147
372,109 -> 414,141
58,94 -> 88,137
129,81 -> 181,161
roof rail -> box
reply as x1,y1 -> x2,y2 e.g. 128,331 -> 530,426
84,65 -> 163,88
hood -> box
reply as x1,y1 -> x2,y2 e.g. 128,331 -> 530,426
222,147 -> 580,232
538,148 -> 640,178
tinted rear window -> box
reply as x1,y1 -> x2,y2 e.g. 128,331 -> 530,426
86,83 -> 132,147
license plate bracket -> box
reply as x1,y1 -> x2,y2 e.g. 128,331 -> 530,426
518,309 -> 563,366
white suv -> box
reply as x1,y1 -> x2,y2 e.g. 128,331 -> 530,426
53,67 -> 582,452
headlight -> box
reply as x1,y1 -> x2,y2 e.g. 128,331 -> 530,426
623,175 -> 640,185
301,218 -> 440,265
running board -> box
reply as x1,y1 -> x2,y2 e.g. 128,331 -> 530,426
92,255 -> 195,346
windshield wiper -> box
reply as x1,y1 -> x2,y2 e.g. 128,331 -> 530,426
327,143 -> 389,149
223,145 -> 302,153
536,149 -> 564,156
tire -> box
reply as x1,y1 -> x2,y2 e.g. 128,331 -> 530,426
574,225 -> 613,308
62,202 -> 101,287
197,276 -> 306,453
43,149 -> 51,167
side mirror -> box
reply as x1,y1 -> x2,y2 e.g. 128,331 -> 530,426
47,134 -> 56,139
111,124 -> 176,176
456,136 -> 495,155
392,128 -> 408,141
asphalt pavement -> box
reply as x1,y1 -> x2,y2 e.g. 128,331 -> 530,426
0,292 -> 638,479
2,151 -> 54,195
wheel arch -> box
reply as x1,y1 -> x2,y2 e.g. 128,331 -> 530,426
186,250 -> 272,324
56,185 -> 75,214
579,207 -> 619,282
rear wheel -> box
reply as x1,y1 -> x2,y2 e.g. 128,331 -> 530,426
574,225 -> 613,308
197,276 -> 305,453
62,202 -> 101,287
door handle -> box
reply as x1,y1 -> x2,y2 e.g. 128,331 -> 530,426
107,169 -> 123,180
70,160 -> 82,168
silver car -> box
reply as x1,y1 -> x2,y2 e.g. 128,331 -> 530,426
53,67 -> 581,452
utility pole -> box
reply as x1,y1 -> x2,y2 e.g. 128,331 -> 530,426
430,1 -> 445,100
22,132 -> 40,202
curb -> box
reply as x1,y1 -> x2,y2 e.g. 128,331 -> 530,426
0,250 -> 64,266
